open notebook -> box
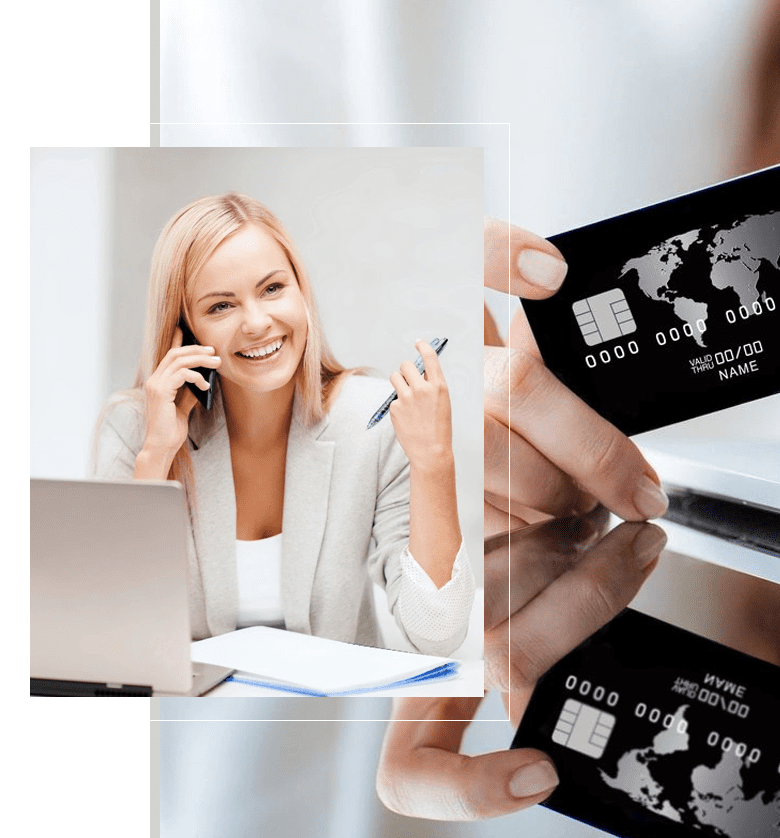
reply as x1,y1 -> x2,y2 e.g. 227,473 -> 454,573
191,626 -> 460,696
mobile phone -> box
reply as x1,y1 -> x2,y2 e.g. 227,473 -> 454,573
177,319 -> 216,411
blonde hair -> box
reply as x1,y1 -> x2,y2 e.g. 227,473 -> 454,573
109,194 -> 351,498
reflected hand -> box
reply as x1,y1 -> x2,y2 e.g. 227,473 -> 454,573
376,514 -> 666,820
376,696 -> 558,820
485,514 -> 665,707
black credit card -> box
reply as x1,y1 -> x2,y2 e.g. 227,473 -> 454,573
523,166 -> 780,435
511,609 -> 780,838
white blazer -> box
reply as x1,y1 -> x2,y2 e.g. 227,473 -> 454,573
94,375 -> 472,655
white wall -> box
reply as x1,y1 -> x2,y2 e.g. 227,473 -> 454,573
30,148 -> 112,478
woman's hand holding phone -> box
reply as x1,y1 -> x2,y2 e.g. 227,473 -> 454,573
134,326 -> 221,479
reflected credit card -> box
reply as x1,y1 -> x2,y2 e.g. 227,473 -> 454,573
523,166 -> 780,435
511,609 -> 780,838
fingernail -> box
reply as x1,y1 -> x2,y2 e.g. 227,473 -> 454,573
516,249 -> 568,290
509,761 -> 559,798
631,524 -> 667,568
633,475 -> 669,520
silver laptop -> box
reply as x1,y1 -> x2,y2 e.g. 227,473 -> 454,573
30,478 -> 233,696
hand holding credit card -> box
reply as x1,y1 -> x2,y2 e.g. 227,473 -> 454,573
483,219 -> 668,528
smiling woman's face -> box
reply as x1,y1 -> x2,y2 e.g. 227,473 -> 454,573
188,223 -> 309,397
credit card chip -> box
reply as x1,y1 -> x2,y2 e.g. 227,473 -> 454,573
552,698 -> 616,758
573,289 -> 637,346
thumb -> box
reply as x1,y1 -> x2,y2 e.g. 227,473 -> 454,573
485,217 -> 568,299
378,744 -> 559,820
449,748 -> 560,819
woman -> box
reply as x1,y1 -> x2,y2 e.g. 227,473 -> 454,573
94,193 -> 474,656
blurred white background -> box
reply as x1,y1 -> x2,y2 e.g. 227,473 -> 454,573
154,1 -> 775,837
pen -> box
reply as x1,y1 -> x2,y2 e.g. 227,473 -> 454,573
366,338 -> 448,429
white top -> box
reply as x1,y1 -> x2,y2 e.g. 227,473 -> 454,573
235,535 -> 474,643
235,534 -> 284,628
